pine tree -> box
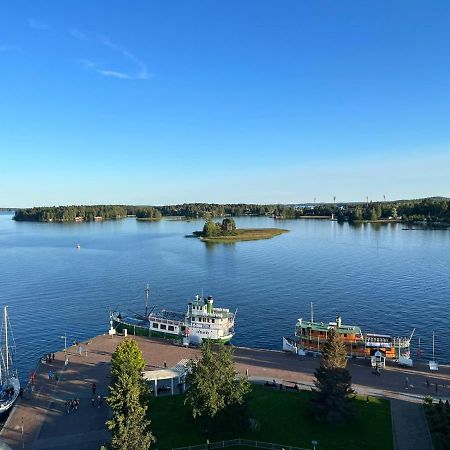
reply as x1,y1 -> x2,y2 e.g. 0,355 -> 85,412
185,341 -> 250,436
106,339 -> 153,450
311,329 -> 355,424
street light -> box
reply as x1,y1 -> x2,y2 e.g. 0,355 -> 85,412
311,440 -> 318,450
60,332 -> 68,365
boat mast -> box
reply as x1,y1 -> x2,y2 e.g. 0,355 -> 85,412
4,306 -> 9,381
432,331 -> 435,361
145,284 -> 150,316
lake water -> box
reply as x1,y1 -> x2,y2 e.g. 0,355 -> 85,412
0,212 -> 449,382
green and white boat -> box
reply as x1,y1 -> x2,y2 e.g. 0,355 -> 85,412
110,286 -> 235,345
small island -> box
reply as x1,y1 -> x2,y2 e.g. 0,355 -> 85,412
192,218 -> 289,243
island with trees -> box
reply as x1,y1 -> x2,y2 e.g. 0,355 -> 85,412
192,218 -> 289,243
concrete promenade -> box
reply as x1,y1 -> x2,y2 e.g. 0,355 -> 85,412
1,334 -> 449,450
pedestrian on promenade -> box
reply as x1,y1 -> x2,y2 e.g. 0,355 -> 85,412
405,376 -> 409,389
48,370 -> 53,380
74,398 -> 79,411
435,383 -> 438,393
97,394 -> 101,408
91,397 -> 95,407
65,401 -> 70,414
52,353 -> 55,361
426,378 -> 430,388
163,361 -> 167,368
92,383 -> 96,395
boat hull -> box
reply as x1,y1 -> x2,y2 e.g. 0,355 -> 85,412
0,376 -> 20,415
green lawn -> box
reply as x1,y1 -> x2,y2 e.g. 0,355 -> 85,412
148,385 -> 393,450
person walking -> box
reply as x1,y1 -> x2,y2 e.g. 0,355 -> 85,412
92,382 -> 96,395
97,394 -> 101,408
405,376 -> 409,389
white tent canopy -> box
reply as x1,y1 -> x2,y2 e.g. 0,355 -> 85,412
142,359 -> 189,396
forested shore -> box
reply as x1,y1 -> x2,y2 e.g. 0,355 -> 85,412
11,197 -> 450,225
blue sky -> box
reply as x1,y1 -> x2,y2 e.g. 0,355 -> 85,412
1,1 -> 450,207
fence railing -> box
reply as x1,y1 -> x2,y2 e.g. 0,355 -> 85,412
172,438 -> 312,450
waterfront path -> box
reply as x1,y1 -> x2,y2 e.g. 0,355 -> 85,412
1,334 -> 448,449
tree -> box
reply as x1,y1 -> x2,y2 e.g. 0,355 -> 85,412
311,329 -> 354,424
221,218 -> 236,233
185,341 -> 250,436
202,220 -> 220,237
106,339 -> 153,450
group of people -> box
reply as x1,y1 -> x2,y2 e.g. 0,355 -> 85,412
47,370 -> 58,381
65,398 -> 80,414
91,395 -> 103,408
43,353 -> 55,364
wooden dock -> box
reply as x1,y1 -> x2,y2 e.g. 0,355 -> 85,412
1,334 -> 449,450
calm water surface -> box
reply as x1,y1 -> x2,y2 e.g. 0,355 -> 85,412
0,212 -> 449,382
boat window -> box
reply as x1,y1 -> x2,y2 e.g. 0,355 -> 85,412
168,325 -> 174,331
160,324 -> 167,330
152,323 -> 158,329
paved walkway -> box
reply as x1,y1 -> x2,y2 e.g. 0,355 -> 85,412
1,334 -> 448,449
391,400 -> 433,450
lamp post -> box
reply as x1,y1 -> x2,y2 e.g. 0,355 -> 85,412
60,332 -> 68,365
311,440 -> 318,450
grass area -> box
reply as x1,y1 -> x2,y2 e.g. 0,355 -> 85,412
192,228 -> 289,243
423,399 -> 450,450
148,385 -> 392,450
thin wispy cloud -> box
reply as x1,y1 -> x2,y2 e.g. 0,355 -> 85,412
69,28 -> 87,41
98,70 -> 131,79
27,18 -> 50,31
99,36 -> 149,80
78,58 -> 135,80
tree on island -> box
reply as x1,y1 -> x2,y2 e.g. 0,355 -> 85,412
106,339 -> 153,450
185,341 -> 250,436
202,218 -> 237,237
311,329 -> 355,424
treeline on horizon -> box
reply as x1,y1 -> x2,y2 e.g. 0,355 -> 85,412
12,197 -> 450,224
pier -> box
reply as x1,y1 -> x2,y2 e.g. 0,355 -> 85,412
1,334 -> 450,450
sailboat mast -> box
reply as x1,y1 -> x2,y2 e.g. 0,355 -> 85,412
145,284 -> 150,316
432,331 -> 435,360
5,306 -> 9,380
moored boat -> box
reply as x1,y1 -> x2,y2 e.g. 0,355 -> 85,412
283,309 -> 412,361
0,306 -> 20,414
111,286 -> 236,345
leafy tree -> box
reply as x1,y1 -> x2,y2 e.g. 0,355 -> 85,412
185,341 -> 250,436
107,339 -> 153,450
311,329 -> 354,424
203,220 -> 220,237
221,218 -> 236,233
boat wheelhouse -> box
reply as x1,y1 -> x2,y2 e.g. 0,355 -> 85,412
283,314 -> 411,361
111,289 -> 235,345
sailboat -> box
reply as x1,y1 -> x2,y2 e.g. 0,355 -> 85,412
0,306 -> 20,414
